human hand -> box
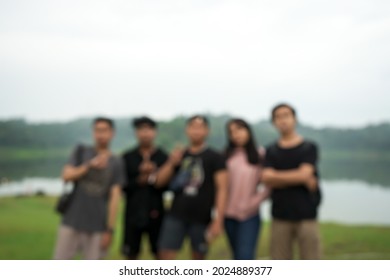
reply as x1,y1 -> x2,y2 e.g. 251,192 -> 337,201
306,175 -> 318,192
205,220 -> 223,244
168,148 -> 183,167
89,152 -> 110,169
100,231 -> 113,250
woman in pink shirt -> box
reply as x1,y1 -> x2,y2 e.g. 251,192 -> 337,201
224,118 -> 270,260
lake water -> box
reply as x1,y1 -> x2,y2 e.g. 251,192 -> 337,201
1,176 -> 390,226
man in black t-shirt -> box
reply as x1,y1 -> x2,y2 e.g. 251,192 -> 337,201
122,117 -> 168,259
262,104 -> 322,260
155,115 -> 228,260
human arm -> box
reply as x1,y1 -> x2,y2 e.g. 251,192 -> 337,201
101,158 -> 126,250
154,148 -> 183,188
206,169 -> 228,242
262,143 -> 319,192
101,185 -> 122,250
206,153 -> 228,243
62,146 -> 110,181
262,163 -> 315,188
61,164 -> 90,182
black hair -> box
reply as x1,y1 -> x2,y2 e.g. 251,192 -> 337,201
132,116 -> 157,129
271,103 -> 296,121
93,117 -> 115,129
186,115 -> 209,127
225,118 -> 261,165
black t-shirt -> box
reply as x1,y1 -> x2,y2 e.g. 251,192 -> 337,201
169,147 -> 226,225
122,147 -> 168,227
264,140 -> 321,221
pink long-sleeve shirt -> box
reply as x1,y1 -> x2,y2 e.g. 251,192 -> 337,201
225,147 -> 269,221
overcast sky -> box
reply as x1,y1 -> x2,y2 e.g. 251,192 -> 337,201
0,0 -> 389,127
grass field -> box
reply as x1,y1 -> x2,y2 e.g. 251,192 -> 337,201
0,147 -> 70,162
1,196 -> 390,260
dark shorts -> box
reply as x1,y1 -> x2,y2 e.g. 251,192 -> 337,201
122,217 -> 163,257
158,214 -> 208,256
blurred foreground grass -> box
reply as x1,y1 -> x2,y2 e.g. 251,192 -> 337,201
1,196 -> 390,260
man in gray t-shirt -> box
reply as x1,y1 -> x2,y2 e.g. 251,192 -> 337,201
53,117 -> 125,260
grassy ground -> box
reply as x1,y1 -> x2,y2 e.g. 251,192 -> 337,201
1,196 -> 390,260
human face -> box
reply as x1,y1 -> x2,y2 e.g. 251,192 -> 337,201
273,106 -> 296,135
136,124 -> 156,147
186,118 -> 209,146
93,121 -> 114,148
229,122 -> 250,147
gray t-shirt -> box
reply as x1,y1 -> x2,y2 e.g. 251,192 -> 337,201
62,145 -> 125,232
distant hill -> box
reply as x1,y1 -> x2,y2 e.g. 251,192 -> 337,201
1,115 -> 390,154
2,115 -> 390,184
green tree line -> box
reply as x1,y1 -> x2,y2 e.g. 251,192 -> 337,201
1,115 -> 390,155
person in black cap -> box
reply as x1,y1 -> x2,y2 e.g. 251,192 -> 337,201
121,116 -> 168,259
